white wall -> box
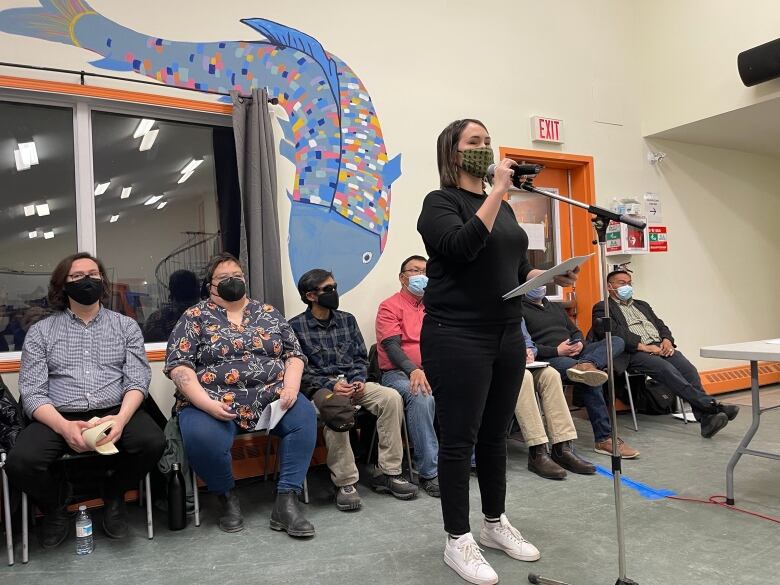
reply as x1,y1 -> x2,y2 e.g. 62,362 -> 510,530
1,0 -> 778,378
637,0 -> 780,135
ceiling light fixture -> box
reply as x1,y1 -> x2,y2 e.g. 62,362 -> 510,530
120,186 -> 132,199
14,141 -> 39,171
110,214 -> 119,223
28,230 -> 38,239
181,159 -> 204,175
35,203 -> 50,216
139,128 -> 159,152
133,118 -> 155,139
177,170 -> 193,184
94,181 -> 111,196
156,201 -> 167,210
43,230 -> 54,239
24,204 -> 36,216
144,195 -> 163,206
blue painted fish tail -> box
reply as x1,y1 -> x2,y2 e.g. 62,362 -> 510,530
0,0 -> 96,46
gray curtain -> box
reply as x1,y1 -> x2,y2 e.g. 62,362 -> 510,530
231,88 -> 284,312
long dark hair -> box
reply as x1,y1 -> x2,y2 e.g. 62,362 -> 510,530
436,118 -> 487,188
48,252 -> 111,310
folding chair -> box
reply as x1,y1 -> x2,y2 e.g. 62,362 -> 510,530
1,450 -> 14,565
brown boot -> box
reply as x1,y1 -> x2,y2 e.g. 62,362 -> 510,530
527,444 -> 567,479
566,362 -> 608,386
551,441 -> 596,474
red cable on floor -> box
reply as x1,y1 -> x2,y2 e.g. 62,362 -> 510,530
666,494 -> 780,524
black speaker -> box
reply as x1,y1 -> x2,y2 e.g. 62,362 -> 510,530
738,37 -> 780,87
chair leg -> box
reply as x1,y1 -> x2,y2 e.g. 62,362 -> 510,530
302,476 -> 309,505
192,470 -> 200,527
401,418 -> 415,481
21,492 -> 28,564
145,473 -> 153,539
263,433 -> 273,481
1,460 -> 13,566
624,372 -> 639,432
368,426 -> 377,466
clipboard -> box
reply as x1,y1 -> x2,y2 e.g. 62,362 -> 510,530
503,254 -> 594,301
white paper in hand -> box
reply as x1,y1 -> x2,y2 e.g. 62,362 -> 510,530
254,399 -> 287,432
503,254 -> 594,300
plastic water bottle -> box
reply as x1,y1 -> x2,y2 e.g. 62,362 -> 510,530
167,463 -> 187,531
75,505 -> 94,555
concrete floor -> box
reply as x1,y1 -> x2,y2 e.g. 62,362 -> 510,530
3,387 -> 779,585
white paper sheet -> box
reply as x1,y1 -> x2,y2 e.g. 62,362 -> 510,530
526,361 -> 549,369
254,399 -> 287,431
503,254 -> 595,300
519,223 -> 546,251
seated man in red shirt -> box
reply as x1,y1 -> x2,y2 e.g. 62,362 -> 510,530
376,255 -> 439,497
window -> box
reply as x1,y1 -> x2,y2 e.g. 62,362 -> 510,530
0,101 -> 77,351
0,93 -> 234,354
92,111 -> 222,343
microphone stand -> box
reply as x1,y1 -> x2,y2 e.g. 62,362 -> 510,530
518,177 -> 643,585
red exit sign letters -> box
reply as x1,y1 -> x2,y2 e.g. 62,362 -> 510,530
531,116 -> 564,144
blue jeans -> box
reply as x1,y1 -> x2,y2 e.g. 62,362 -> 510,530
381,369 -> 439,479
179,397 -> 317,494
548,337 -> 625,442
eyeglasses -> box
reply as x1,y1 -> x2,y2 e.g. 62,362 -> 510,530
402,268 -> 426,276
312,283 -> 337,294
67,271 -> 101,282
611,281 -> 633,287
212,273 -> 245,284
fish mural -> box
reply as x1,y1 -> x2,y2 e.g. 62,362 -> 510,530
0,0 -> 401,293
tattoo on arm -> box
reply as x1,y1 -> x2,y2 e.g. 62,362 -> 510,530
171,369 -> 191,390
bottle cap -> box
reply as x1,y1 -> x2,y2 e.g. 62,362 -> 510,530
78,505 -> 86,511
172,463 -> 180,471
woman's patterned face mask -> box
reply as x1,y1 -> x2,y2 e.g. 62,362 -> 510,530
458,147 -> 494,179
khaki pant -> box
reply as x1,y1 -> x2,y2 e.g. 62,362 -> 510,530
323,382 -> 404,486
514,367 -> 577,447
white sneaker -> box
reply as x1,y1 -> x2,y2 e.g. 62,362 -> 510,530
443,533 -> 499,585
479,514 -> 541,561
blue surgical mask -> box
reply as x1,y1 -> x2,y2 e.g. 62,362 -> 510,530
616,285 -> 633,301
525,286 -> 547,302
407,274 -> 428,296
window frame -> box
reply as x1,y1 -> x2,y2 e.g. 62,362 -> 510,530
0,84 -> 233,363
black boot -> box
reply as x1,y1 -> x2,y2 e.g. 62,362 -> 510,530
270,491 -> 315,537
40,506 -> 70,549
527,444 -> 567,480
551,441 -> 597,475
217,490 -> 244,533
101,475 -> 129,539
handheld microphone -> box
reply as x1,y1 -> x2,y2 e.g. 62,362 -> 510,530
486,163 -> 543,188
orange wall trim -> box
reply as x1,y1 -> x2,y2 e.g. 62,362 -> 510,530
0,347 -> 167,373
0,74 -> 232,115
701,361 -> 780,395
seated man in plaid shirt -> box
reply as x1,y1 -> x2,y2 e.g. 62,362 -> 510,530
290,269 -> 418,512
5,253 -> 164,549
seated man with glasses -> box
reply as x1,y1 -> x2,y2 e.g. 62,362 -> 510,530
592,269 -> 739,438
375,255 -> 439,497
5,252 -> 165,549
290,269 -> 418,512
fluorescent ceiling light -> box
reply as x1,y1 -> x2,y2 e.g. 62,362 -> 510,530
43,230 -> 54,239
144,195 -> 163,206
24,204 -> 36,216
35,203 -> 50,216
120,186 -> 132,199
139,128 -> 159,151
181,159 -> 204,175
14,141 -> 38,171
94,181 -> 111,196
110,214 -> 119,223
133,118 -> 155,138
28,230 -> 38,239
177,170 -> 193,184
156,201 -> 167,210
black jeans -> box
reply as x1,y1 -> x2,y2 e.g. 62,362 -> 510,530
626,350 -> 716,420
5,405 -> 165,510
421,317 -> 525,536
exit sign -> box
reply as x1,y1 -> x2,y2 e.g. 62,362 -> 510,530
531,116 -> 564,143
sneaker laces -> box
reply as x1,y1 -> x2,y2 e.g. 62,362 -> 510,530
341,485 -> 356,494
493,518 -> 529,546
457,537 -> 490,568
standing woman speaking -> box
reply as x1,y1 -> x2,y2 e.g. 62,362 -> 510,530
417,119 -> 577,585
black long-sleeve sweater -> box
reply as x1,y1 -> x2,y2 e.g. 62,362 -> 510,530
417,187 -> 532,326
521,297 -> 583,359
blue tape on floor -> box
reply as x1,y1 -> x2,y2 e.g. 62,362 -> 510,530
595,464 -> 677,500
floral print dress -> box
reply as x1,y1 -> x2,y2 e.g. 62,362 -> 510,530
164,299 -> 306,430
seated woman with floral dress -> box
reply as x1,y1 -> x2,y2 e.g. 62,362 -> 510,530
165,252 -> 317,537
